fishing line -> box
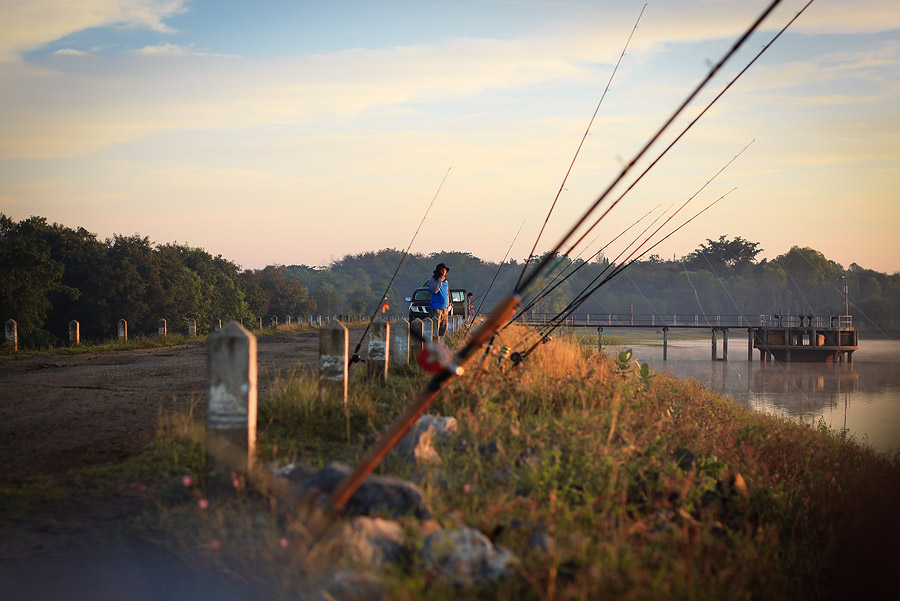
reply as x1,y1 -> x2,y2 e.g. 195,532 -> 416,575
349,167 -> 451,365
532,137 -> 753,340
470,218 -> 527,331
791,251 -> 893,338
511,204 -> 663,325
516,4 -> 647,291
535,204 -> 673,337
524,188 -> 737,357
550,1 -> 812,269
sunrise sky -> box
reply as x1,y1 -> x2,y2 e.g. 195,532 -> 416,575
1,0 -> 898,273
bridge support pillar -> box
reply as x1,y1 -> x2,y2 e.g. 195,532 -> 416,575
711,328 -> 717,361
723,329 -> 728,361
747,328 -> 753,361
663,327 -> 668,361
597,327 -> 603,352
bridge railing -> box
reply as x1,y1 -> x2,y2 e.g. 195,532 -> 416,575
518,313 -> 854,328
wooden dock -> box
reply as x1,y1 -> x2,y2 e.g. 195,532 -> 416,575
521,312 -> 858,363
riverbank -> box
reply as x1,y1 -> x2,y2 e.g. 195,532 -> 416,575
3,325 -> 898,600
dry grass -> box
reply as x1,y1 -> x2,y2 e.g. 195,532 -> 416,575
17,323 -> 895,600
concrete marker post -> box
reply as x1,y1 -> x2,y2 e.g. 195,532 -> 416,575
206,321 -> 257,474
69,320 -> 80,346
410,318 -> 424,363
422,317 -> 433,344
158,318 -> 167,337
5,319 -> 17,352
367,318 -> 390,380
319,320 -> 349,404
392,319 -> 410,365
118,319 -> 128,343
188,318 -> 197,337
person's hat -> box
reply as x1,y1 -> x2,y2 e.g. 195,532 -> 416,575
435,263 -> 449,272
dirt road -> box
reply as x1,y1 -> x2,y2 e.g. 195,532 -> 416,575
0,326 -> 370,485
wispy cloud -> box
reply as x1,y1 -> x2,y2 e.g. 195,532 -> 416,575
0,0 -> 187,62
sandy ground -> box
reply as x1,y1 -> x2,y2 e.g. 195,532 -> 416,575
0,326 -> 372,599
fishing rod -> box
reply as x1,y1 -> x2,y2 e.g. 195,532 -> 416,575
349,167 -> 451,365
511,203 -> 663,327
469,219 -> 527,331
515,4 -> 647,291
514,1 -> 785,304
329,0 -> 787,512
519,187 -> 738,361
532,204 -> 673,339
511,205 -> 671,356
465,219 -> 528,389
533,138 -> 754,340
545,0 -> 813,271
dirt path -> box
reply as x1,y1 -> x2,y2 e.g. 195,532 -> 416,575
1,326 -> 375,598
0,326 -> 370,485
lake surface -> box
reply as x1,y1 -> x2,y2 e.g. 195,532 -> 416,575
604,337 -> 900,455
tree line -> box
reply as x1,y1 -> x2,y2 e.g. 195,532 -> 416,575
2,215 -> 897,348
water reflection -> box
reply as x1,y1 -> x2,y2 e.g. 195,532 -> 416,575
606,338 -> 900,455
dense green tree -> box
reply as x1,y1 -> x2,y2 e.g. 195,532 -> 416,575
0,215 -> 69,346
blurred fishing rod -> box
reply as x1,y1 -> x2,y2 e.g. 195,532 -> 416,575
349,167 -> 451,365
328,0 -> 788,513
515,4 -> 647,291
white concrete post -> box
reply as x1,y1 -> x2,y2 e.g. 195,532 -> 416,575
117,319 -> 127,342
410,318 -> 424,362
69,320 -> 80,346
422,317 -> 433,344
319,321 -> 349,403
188,318 -> 197,337
206,321 -> 257,473
368,318 -> 390,380
5,319 -> 17,352
216,319 -> 222,331
158,318 -> 167,337
392,319 -> 410,365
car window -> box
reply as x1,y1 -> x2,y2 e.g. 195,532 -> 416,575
450,291 -> 466,302
413,289 -> 430,301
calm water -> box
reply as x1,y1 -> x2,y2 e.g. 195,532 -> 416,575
605,337 -> 900,455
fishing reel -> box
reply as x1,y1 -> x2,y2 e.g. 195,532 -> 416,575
509,352 -> 524,367
497,345 -> 510,365
417,342 -> 464,376
349,353 -> 365,365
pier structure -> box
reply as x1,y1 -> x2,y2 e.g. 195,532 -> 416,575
526,312 -> 857,363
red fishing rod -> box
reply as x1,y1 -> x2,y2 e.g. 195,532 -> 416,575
329,0 -> 789,512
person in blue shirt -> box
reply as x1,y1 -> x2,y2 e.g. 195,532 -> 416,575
427,262 -> 450,341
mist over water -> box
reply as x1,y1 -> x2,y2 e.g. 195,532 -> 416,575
606,337 -> 900,455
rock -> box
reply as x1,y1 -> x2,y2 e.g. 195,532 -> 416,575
330,516 -> 405,568
390,415 -> 457,465
672,448 -> 696,472
289,462 -> 432,519
422,526 -> 519,589
314,570 -> 384,601
456,439 -> 503,461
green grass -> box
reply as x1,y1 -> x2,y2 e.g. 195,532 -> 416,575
4,324 -> 897,600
